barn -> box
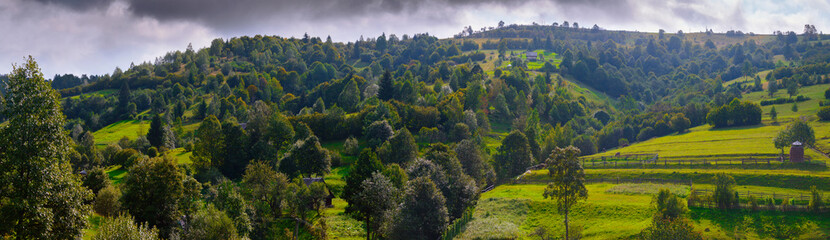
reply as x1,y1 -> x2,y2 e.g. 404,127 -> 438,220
526,51 -> 538,61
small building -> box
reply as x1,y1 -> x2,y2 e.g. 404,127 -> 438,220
789,141 -> 804,162
303,177 -> 335,207
526,51 -> 538,61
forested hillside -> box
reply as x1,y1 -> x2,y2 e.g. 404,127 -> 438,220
2,22 -> 830,239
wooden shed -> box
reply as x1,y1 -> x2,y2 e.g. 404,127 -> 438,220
526,51 -> 538,61
789,141 -> 804,162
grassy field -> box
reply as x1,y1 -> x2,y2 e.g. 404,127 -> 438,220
92,120 -> 149,147
458,183 -> 830,239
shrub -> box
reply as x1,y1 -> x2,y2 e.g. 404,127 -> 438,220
818,106 -> 830,121
343,136 -> 360,156
714,173 -> 737,210
809,186 -> 825,213
94,185 -> 122,217
93,214 -> 158,240
83,167 -> 111,195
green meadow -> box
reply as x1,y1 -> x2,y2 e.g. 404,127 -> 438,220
458,183 -> 830,239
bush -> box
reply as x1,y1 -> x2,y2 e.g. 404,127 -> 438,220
93,214 -> 158,240
714,173 -> 737,210
83,167 -> 111,195
818,106 -> 830,121
343,136 -> 360,156
809,186 -> 825,213
94,185 -> 122,217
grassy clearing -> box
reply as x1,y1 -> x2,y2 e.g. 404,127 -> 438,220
722,70 -> 772,88
105,165 -> 127,185
92,120 -> 149,147
168,148 -> 192,165
460,183 -> 654,239
606,183 -> 691,197
325,198 -> 364,240
744,83 -> 830,120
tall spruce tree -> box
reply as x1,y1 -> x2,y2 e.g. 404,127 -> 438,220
378,71 -> 394,101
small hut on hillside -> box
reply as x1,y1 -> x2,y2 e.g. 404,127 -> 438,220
526,51 -> 538,61
789,141 -> 804,162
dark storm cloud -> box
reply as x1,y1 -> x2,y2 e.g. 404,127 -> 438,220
31,0 -> 643,32
32,0 -> 112,11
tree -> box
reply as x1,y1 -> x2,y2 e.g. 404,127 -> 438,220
93,214 -> 159,240
388,177 -> 448,240
653,189 -> 687,220
94,185 -> 122,217
221,119 -> 249,179
343,149 -> 384,212
279,135 -> 331,178
543,146 -> 588,240
494,130 -> 534,180
455,139 -> 496,188
786,79 -> 799,97
119,81 -> 134,118
364,120 -> 394,149
339,78 -> 361,112
378,71 -> 394,101
377,128 -> 418,165
344,136 -> 360,156
791,102 -> 799,112
84,166 -> 112,195
713,173 -> 736,210
183,205 -> 240,240
241,161 -> 289,239
767,79 -> 778,97
774,120 -> 815,157
355,172 -> 400,240
147,114 -> 167,149
818,106 -> 830,121
670,113 -> 691,133
192,115 -> 224,171
121,156 -> 189,238
0,56 -> 91,239
770,106 -> 778,121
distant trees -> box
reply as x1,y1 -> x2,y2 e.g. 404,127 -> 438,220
543,146 -> 587,240
670,113 -> 691,133
494,130 -> 534,180
706,99 -> 762,128
0,57 -> 91,239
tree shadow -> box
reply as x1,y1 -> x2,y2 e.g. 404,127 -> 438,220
707,124 -> 765,132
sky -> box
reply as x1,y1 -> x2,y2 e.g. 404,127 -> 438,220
1,0 -> 829,78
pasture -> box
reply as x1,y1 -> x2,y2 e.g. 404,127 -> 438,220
457,183 -> 830,239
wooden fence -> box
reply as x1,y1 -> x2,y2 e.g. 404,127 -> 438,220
515,176 -> 692,186
578,155 -> 826,169
687,189 -> 828,213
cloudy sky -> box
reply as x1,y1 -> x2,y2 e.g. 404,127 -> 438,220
2,0 -> 828,77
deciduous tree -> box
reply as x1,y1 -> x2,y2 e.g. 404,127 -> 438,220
543,146 -> 587,240
0,57 -> 91,239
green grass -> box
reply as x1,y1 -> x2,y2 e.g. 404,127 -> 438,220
524,168 -> 830,191
68,89 -> 117,100
325,198 -> 364,240
459,183 -> 830,239
744,83 -> 830,121
722,70 -> 772,88
92,120 -> 149,147
168,148 -> 192,165
105,165 -> 127,185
